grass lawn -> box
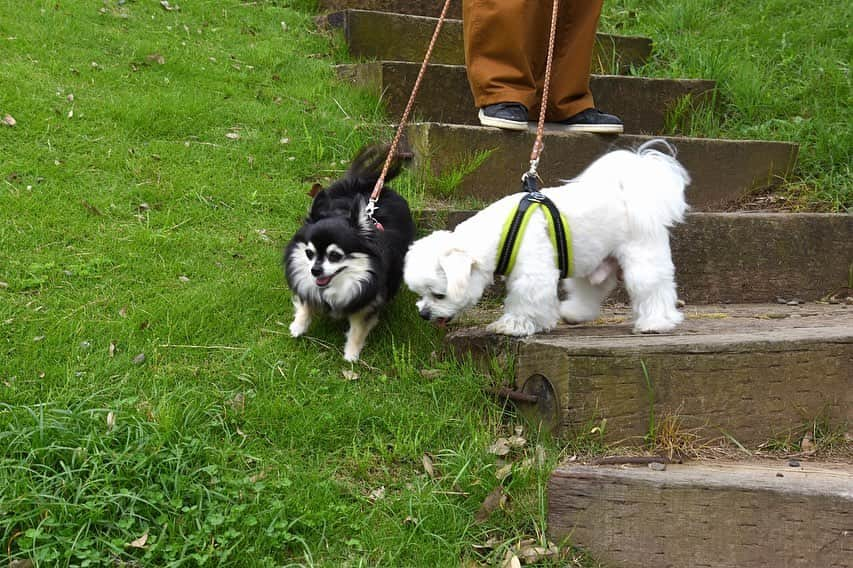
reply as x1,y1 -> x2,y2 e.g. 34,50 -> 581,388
0,1 -> 568,565
0,0 -> 847,566
600,0 -> 851,211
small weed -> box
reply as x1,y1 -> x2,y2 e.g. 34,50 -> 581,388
419,149 -> 495,199
640,360 -> 656,448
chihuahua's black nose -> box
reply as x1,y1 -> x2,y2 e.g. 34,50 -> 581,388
311,265 -> 323,277
419,308 -> 431,320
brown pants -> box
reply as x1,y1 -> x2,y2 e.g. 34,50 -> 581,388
463,0 -> 604,121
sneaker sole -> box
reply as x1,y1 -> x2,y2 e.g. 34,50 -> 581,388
548,122 -> 624,134
478,110 -> 528,131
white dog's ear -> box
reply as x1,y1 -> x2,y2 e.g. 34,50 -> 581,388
439,250 -> 474,301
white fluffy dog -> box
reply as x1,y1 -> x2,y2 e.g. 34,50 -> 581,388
404,141 -> 690,336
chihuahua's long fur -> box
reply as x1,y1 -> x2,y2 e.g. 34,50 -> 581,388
284,145 -> 415,361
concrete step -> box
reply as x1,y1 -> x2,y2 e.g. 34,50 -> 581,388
405,122 -> 798,210
338,61 -> 715,134
322,9 -> 651,74
446,303 -> 852,444
548,460 -> 853,568
319,0 -> 462,19
414,211 -> 853,304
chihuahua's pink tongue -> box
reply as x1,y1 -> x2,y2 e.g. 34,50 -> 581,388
316,276 -> 331,287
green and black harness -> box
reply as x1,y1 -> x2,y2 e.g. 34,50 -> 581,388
495,175 -> 574,279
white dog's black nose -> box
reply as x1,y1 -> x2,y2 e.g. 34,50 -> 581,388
311,265 -> 323,277
419,308 -> 431,320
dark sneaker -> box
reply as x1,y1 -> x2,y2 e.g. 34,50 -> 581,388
557,108 -> 624,134
478,102 -> 528,131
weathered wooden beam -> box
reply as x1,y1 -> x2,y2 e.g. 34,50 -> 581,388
406,123 -> 799,210
414,211 -> 853,303
447,304 -> 853,444
338,61 -> 716,134
548,460 -> 853,568
322,9 -> 651,74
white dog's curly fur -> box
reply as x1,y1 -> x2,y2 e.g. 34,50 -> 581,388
404,141 -> 690,336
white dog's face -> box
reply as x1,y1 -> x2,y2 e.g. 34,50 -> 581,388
404,231 -> 482,325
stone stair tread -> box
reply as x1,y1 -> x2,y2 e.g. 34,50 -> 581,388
323,9 -> 651,74
406,122 -> 799,210
548,459 -> 853,567
338,61 -> 716,134
446,303 -> 851,444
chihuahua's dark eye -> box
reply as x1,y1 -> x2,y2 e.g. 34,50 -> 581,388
327,251 -> 343,263
433,293 -> 446,300
305,249 -> 315,260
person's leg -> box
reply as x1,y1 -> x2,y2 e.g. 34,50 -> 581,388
463,0 -> 545,129
542,0 -> 623,133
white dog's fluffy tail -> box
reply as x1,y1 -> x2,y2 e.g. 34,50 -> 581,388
581,139 -> 690,236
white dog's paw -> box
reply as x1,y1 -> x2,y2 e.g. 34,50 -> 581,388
633,311 -> 683,334
559,299 -> 601,324
343,348 -> 360,362
290,320 -> 308,338
486,315 -> 537,337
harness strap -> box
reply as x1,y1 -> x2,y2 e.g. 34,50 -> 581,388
495,193 -> 573,279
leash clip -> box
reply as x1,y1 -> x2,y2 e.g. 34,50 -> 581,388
364,198 -> 384,231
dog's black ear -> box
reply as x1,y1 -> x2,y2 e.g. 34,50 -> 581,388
308,190 -> 330,221
349,194 -> 375,237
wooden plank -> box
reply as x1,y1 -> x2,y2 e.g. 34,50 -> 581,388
548,461 -> 853,568
414,211 -> 853,303
406,122 -> 799,210
337,61 -> 716,134
447,304 -> 853,444
319,0 -> 463,19
322,10 -> 650,74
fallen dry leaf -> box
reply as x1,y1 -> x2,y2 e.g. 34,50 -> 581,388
342,369 -> 359,381
475,486 -> 506,523
225,132 -> 240,140
488,438 -> 511,456
801,432 -> 816,455
495,463 -> 513,481
119,306 -> 127,318
0,281 -> 8,288
106,411 -> 116,431
159,0 -> 179,11
517,543 -> 558,565
146,53 -> 165,65
229,392 -> 245,413
418,369 -> 442,380
502,551 -> 522,568
127,531 -> 148,548
2,114 -> 16,127
506,435 -> 526,449
368,486 -> 386,502
178,275 -> 190,283
108,341 -> 116,358
132,353 -> 146,365
422,453 -> 435,478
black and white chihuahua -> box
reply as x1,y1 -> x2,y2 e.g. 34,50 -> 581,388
284,145 -> 415,361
